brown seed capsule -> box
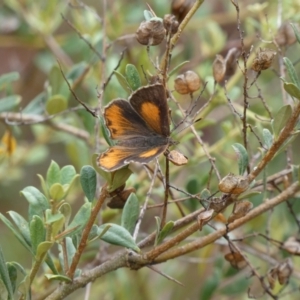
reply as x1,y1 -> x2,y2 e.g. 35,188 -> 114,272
171,0 -> 194,23
218,173 -> 249,194
275,22 -> 298,46
107,186 -> 136,209
227,200 -> 253,223
197,209 -> 214,231
174,70 -> 201,94
282,236 -> 300,255
212,54 -> 226,83
251,48 -> 277,72
163,14 -> 179,35
224,252 -> 247,269
224,47 -> 240,78
136,19 -> 166,46
167,149 -> 188,166
277,258 -> 293,285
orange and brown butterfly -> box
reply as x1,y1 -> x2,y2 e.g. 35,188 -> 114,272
97,84 -> 172,172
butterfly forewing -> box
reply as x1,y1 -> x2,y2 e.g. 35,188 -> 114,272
104,100 -> 152,139
129,84 -> 170,136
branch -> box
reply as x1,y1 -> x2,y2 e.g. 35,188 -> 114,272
1,112 -> 90,141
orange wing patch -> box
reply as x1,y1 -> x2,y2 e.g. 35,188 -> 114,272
104,103 -> 133,138
140,102 -> 162,134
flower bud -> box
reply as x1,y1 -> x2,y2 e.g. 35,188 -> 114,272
174,70 -> 201,94
163,14 -> 179,35
136,19 -> 166,46
218,173 -> 249,194
251,48 -> 276,72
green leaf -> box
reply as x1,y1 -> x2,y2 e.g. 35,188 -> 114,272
0,246 -> 14,299
283,57 -> 300,88
121,193 -> 139,234
155,221 -> 174,245
49,183 -> 65,201
168,61 -> 189,77
30,215 -> 45,254
232,143 -> 249,175
60,165 -> 77,185
283,82 -> 300,100
291,23 -> 300,44
144,10 -> 154,21
46,94 -> 68,115
199,270 -> 220,299
7,211 -> 31,246
0,213 -> 33,253
49,65 -> 62,96
20,186 -> 49,220
200,188 -> 211,200
59,202 -> 72,226
80,166 -> 97,202
67,62 -> 89,81
8,262 -> 26,276
6,263 -> 17,293
0,72 -> 19,90
262,128 -> 273,149
273,105 -> 292,137
45,210 -> 64,225
0,95 -> 21,113
37,174 -> 49,198
109,167 -> 132,192
22,92 -> 47,114
65,203 -> 92,236
98,223 -> 140,252
51,214 -> 65,238
36,242 -> 53,261
125,64 -> 141,91
100,115 -> 114,147
0,279 -> 8,300
46,161 -> 61,188
65,237 -> 76,268
113,70 -> 130,92
44,274 -> 72,283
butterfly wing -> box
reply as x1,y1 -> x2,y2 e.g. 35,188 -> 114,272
104,99 -> 154,140
98,144 -> 167,172
129,84 -> 170,136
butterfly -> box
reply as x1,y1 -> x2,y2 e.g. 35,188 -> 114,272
97,84 -> 171,172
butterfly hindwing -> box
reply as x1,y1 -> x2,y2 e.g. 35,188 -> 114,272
98,144 -> 167,172
129,84 -> 170,137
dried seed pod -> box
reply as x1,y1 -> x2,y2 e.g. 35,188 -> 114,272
275,22 -> 298,46
277,258 -> 293,285
251,48 -> 277,72
167,149 -> 188,166
136,19 -> 166,46
224,252 -> 247,269
171,0 -> 194,23
224,47 -> 240,78
197,209 -> 214,230
174,70 -> 201,94
218,173 -> 249,194
163,14 -> 179,35
267,267 -> 278,289
107,186 -> 136,209
228,200 -> 253,223
282,236 -> 300,255
212,54 -> 226,83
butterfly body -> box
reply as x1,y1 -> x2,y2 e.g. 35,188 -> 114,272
98,84 -> 171,172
